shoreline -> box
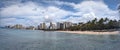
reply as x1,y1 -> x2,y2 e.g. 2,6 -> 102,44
56,31 -> 120,35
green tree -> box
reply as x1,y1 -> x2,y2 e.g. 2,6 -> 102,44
97,18 -> 104,30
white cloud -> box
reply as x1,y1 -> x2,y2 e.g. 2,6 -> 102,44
0,1 -> 41,17
71,1 -> 119,21
0,1 -> 119,27
0,1 -> 72,26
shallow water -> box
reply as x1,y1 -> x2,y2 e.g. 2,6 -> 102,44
0,28 -> 120,50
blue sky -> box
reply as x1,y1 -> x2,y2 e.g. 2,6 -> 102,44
0,0 -> 120,27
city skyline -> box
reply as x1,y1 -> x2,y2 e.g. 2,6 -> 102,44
0,0 -> 120,27
5,21 -> 76,29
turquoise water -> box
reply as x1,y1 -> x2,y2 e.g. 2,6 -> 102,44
0,28 -> 120,50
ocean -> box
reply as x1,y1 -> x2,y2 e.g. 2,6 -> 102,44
0,28 -> 120,50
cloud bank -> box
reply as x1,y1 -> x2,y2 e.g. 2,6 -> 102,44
0,0 -> 119,26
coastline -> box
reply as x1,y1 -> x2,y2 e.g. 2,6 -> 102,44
56,31 -> 120,35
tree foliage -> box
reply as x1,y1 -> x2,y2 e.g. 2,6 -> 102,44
68,18 -> 120,31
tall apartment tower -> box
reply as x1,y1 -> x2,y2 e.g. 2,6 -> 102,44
40,23 -> 46,29
63,22 -> 72,29
57,22 -> 64,30
49,22 -> 56,29
12,24 -> 24,29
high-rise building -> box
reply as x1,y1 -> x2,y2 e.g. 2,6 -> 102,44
57,22 -> 72,30
5,25 -> 12,28
63,22 -> 72,29
49,22 -> 56,29
57,22 -> 64,30
37,25 -> 40,30
26,26 -> 35,30
12,24 -> 24,29
40,23 -> 46,29
57,22 -> 61,29
49,22 -> 53,29
72,23 -> 78,26
118,20 -> 120,28
52,24 -> 56,29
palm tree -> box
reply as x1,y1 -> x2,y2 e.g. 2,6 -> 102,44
97,18 -> 105,30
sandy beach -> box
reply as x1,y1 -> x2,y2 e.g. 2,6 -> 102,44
56,31 -> 120,35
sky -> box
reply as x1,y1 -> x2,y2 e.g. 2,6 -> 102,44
0,0 -> 120,27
